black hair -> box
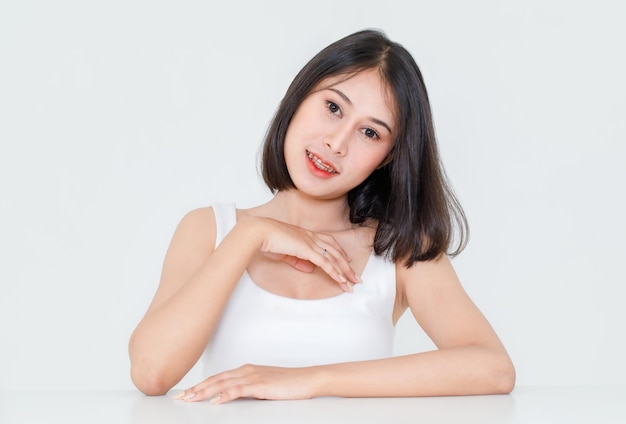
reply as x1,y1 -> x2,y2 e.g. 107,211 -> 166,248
261,29 -> 468,266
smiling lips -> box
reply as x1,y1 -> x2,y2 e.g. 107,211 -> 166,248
306,150 -> 338,174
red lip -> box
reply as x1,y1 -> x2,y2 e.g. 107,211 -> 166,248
305,150 -> 339,178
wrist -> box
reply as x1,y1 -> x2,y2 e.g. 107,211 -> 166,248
307,365 -> 332,398
231,215 -> 265,252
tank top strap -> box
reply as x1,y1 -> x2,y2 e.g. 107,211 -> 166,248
211,203 -> 237,246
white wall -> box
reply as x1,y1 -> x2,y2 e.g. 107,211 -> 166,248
1,0 -> 624,391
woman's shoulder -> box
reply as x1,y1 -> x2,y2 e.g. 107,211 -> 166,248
170,206 -> 219,251
177,203 -> 249,248
179,203 -> 238,224
179,206 -> 216,227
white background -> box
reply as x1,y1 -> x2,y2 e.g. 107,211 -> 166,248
1,0 -> 624,391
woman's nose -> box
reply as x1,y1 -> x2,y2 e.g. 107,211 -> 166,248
324,124 -> 351,156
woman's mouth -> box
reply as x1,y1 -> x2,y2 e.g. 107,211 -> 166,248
306,150 -> 338,174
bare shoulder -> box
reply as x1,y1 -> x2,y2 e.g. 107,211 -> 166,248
396,254 -> 462,308
171,207 -> 217,250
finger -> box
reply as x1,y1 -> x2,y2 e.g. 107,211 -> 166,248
182,362 -> 263,402
279,255 -> 316,273
313,247 -> 348,285
316,233 -> 351,262
209,383 -> 249,404
191,376 -> 250,403
174,370 -> 231,401
262,252 -> 316,273
313,244 -> 359,287
312,234 -> 359,278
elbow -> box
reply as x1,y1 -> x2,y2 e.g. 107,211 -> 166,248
128,334 -> 176,396
130,363 -> 173,396
490,354 -> 516,394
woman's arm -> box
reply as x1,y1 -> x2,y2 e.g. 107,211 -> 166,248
177,254 -> 514,402
128,208 -> 258,395
129,208 -> 359,396
320,254 -> 515,396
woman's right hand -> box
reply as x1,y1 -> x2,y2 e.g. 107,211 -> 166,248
241,215 -> 360,291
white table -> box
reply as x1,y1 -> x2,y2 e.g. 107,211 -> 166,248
1,386 -> 624,423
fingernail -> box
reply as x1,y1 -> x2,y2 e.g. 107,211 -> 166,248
355,274 -> 363,284
346,282 -> 354,292
338,274 -> 347,283
173,391 -> 186,400
210,393 -> 222,404
182,392 -> 196,401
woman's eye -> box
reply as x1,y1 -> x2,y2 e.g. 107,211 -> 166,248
363,128 -> 380,139
327,101 -> 341,115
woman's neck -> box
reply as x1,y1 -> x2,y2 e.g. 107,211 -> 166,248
257,190 -> 353,232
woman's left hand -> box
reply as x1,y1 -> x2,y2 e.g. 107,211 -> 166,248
173,364 -> 318,404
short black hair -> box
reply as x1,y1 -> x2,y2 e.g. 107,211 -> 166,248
261,29 -> 468,266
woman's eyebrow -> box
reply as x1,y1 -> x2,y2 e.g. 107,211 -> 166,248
329,88 -> 393,134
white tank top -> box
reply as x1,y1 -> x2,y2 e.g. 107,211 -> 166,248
201,203 -> 396,377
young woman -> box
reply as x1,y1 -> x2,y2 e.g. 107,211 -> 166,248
128,29 -> 515,404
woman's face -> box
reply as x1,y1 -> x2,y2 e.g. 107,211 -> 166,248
284,69 -> 397,200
